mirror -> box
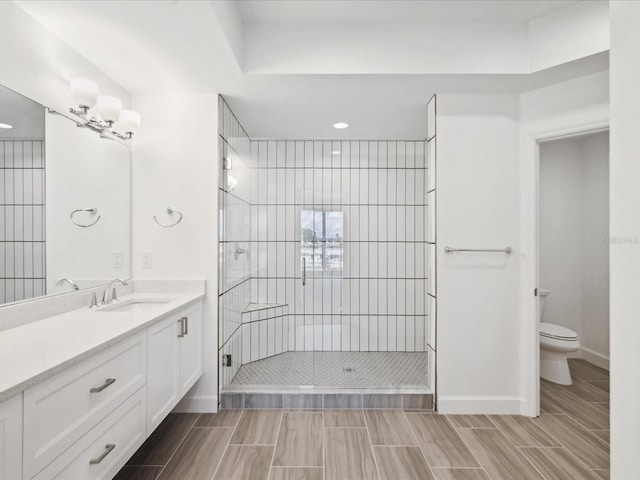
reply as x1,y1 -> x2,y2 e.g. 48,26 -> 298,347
0,84 -> 131,306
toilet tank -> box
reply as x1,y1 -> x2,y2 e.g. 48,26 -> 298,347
539,288 -> 550,322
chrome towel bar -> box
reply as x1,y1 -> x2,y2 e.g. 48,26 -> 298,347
444,246 -> 512,254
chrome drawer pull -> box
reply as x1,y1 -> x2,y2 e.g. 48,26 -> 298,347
90,378 -> 116,393
178,317 -> 186,337
184,316 -> 189,335
89,444 -> 115,464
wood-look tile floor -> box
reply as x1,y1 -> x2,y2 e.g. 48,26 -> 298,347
116,359 -> 609,480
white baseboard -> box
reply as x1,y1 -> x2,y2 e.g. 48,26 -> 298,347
437,396 -> 523,415
172,395 -> 218,413
580,347 -> 609,371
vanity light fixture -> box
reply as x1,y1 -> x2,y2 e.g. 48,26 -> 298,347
0,123 -> 13,129
69,77 -> 141,141
333,122 -> 349,129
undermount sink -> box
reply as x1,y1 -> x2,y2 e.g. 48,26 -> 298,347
96,298 -> 173,313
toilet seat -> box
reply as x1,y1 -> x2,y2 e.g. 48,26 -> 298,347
540,322 -> 578,341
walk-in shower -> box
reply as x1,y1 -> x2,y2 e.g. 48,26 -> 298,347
218,96 -> 436,405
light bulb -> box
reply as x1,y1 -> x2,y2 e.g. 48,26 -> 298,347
70,77 -> 99,110
96,95 -> 123,125
118,109 -> 142,134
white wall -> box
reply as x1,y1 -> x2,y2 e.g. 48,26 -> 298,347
436,94 -> 522,414
610,1 -> 640,477
131,91 -> 219,411
46,113 -> 131,292
539,132 -> 609,367
527,0 -> 609,72
581,133 -> 610,364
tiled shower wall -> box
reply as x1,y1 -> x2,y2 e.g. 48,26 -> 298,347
0,140 -> 46,304
218,97 -> 252,389
248,140 -> 429,353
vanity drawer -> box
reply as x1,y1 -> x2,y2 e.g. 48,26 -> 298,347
33,387 -> 147,480
24,332 -> 147,479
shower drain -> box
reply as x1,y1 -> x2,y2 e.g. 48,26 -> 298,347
343,367 -> 355,373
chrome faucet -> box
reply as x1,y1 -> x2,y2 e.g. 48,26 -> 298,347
101,278 -> 128,305
56,278 -> 79,291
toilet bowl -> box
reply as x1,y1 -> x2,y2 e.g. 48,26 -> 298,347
539,290 -> 580,385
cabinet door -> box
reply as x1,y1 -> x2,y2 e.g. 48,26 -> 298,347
179,302 -> 203,395
0,394 -> 22,480
147,314 -> 181,433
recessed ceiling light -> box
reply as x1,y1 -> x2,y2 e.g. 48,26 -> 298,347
333,122 -> 349,129
0,123 -> 13,129
332,151 -> 341,155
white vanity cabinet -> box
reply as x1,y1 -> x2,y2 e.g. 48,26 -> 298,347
147,302 -> 203,432
3,297 -> 205,480
23,332 -> 147,479
0,393 -> 23,480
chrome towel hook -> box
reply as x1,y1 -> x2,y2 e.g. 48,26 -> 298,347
153,207 -> 183,228
70,208 -> 101,228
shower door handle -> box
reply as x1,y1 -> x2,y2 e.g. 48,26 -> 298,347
302,257 -> 307,286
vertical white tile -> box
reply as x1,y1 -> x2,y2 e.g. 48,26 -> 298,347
388,243 -> 397,278
406,243 -> 416,279
351,316 -> 360,351
388,169 -> 397,205
387,206 -> 397,242
242,324 -> 251,364
387,315 -> 397,351
304,315 -> 314,352
415,280 -> 426,315
295,315 -> 304,351
322,314 -> 332,351
369,243 -> 378,278
260,319 -> 268,359
377,279 -> 387,315
267,317 -> 275,357
267,140 -> 277,168
369,315 -> 378,351
397,207 -> 406,242
350,168 -> 360,207
397,316 -> 406,351
397,243 -> 406,278
251,321 -> 260,361
381,314 -> 391,352
397,279 -> 406,315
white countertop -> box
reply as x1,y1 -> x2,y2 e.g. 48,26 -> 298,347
0,291 -> 205,402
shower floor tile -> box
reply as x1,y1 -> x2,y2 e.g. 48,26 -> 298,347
230,351 -> 428,388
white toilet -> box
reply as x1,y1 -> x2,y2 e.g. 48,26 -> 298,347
539,289 -> 580,385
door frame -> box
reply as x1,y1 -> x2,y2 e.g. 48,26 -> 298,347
521,121 -> 609,417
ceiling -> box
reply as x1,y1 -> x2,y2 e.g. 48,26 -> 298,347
237,0 -> 581,24
15,0 -> 608,139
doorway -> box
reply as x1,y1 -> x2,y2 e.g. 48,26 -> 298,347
536,130 -> 610,417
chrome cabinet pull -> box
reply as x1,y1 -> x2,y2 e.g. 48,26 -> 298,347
89,444 -> 115,464
178,317 -> 185,337
178,317 -> 187,337
90,378 -> 116,393
302,257 -> 307,286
